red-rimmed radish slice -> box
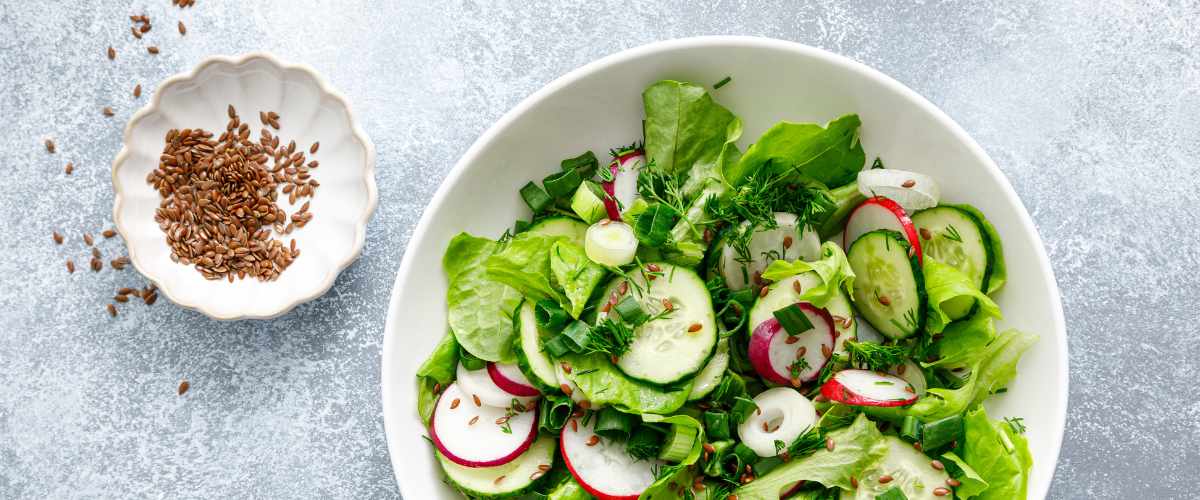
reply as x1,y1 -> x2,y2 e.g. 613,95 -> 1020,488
843,197 -> 922,264
736,387 -> 817,457
457,363 -> 537,408
748,304 -> 835,386
487,362 -> 540,397
429,382 -> 539,468
820,369 -> 918,407
889,359 -> 927,397
857,169 -> 940,212
561,416 -> 660,499
600,149 -> 644,220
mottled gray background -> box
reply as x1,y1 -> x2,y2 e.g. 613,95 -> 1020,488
1,0 -> 1197,498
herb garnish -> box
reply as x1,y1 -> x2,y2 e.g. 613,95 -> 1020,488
1004,416 -> 1027,434
843,340 -> 908,372
943,224 -> 964,243
713,76 -> 732,89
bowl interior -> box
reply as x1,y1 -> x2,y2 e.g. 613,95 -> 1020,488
382,37 -> 1066,499
114,55 -> 375,319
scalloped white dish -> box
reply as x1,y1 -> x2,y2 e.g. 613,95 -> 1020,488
112,53 -> 377,320
381,37 -> 1067,498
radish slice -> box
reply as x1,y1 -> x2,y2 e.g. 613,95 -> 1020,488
820,369 -> 918,407
890,359 -> 927,397
857,169 -> 940,212
430,382 -> 539,468
457,363 -> 537,408
736,387 -> 817,457
748,304 -> 835,386
718,212 -> 821,291
561,416 -> 661,499
842,197 -> 922,264
487,362 -> 540,397
585,220 -> 638,267
601,149 -> 645,220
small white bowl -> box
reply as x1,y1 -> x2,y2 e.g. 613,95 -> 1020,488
112,53 -> 377,320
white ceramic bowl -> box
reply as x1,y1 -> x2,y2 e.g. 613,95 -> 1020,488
382,37 -> 1067,498
112,53 -> 377,320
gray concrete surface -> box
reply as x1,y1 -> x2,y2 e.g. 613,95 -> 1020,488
1,1 -> 1197,498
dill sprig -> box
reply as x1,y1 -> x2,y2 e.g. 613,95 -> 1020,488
843,340 -> 908,372
583,318 -> 636,357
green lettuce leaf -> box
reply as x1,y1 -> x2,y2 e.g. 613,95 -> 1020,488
961,406 -> 1031,499
640,414 -> 706,500
925,311 -> 998,370
445,233 -> 524,362
486,232 -> 569,304
643,80 -> 741,176
733,414 -> 888,499
549,241 -> 606,319
943,203 -> 1007,294
941,451 -> 990,498
561,353 -> 690,414
415,332 -> 459,424
545,475 -> 592,500
760,242 -> 855,308
923,258 -> 1001,333
903,329 -> 1038,419
725,114 -> 865,189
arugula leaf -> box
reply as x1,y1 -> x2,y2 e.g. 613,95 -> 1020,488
733,414 -> 888,499
726,114 -> 866,189
444,233 -> 523,362
560,353 -> 690,414
415,332 -> 460,425
485,232 -> 569,304
642,80 -> 741,176
760,242 -> 855,308
549,241 -> 606,319
961,406 -> 1032,499
923,258 -> 1001,333
632,203 -> 679,247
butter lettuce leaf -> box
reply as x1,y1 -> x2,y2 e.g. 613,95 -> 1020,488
445,233 -> 524,362
643,80 -> 741,176
926,311 -> 999,371
733,414 -> 888,499
485,232 -> 568,304
415,332 -> 459,424
549,241 -> 607,319
942,451 -> 990,498
904,329 -> 1038,420
562,353 -> 690,414
761,242 -> 855,308
923,258 -> 1001,333
961,406 -> 1031,499
726,114 -> 865,189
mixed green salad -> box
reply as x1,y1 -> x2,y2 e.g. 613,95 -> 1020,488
416,79 -> 1037,500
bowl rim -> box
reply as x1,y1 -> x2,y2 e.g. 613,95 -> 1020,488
111,52 -> 378,320
381,35 -> 1068,498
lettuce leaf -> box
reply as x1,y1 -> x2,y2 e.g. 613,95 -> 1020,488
549,241 -> 606,319
923,258 -> 1001,333
925,311 -> 998,370
415,332 -> 459,424
761,242 -> 855,308
943,203 -> 1007,294
725,115 -> 865,189
733,414 -> 888,499
941,451 -> 990,498
903,329 -> 1038,419
545,475 -> 592,500
961,406 -> 1031,499
640,414 -> 706,500
445,233 -> 524,362
561,353 -> 690,414
485,232 -> 569,304
643,80 -> 741,176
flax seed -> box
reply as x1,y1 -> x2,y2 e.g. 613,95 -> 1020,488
103,107 -> 114,117
783,235 -> 793,248
178,21 -> 186,35
760,286 -> 769,298
879,474 -> 893,484
920,228 -> 932,240
82,233 -> 93,246
90,258 -> 102,272
785,335 -> 799,344
825,437 -> 835,451
45,139 -> 55,153
106,304 -> 117,317
177,380 -> 190,395
586,435 -> 600,446
133,84 -> 142,98
468,416 -> 479,426
560,362 -> 571,374
472,394 -> 481,407
946,478 -> 961,487
932,487 -> 950,496
53,231 -> 63,244
66,260 -> 75,273
902,179 -> 916,188
930,459 -> 944,470
450,398 -> 460,409
688,323 -> 702,333
102,229 -> 116,238
107,47 -> 116,60
309,142 -> 319,154
877,294 -> 891,306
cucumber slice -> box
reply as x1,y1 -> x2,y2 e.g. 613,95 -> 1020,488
514,300 -> 559,392
597,264 -> 717,385
437,436 -> 557,498
716,213 -> 821,291
527,216 -> 588,246
749,271 -> 857,355
847,230 -> 926,339
912,206 -> 993,319
687,338 -> 729,401
840,436 -> 952,500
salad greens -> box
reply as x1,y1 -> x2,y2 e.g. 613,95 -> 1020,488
417,78 -> 1041,500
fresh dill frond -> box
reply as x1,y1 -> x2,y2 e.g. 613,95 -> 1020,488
944,224 -> 964,243
843,340 -> 908,372
583,318 -> 636,357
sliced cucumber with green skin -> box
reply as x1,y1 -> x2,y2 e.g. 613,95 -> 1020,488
687,338 -> 729,401
527,216 -> 588,246
840,436 -> 951,499
437,436 -> 557,498
514,300 -> 559,393
912,206 -> 993,320
748,271 -> 857,355
847,230 -> 926,339
716,212 -> 821,292
596,264 -> 717,386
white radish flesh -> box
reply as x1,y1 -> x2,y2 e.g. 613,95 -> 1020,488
857,169 -> 940,212
719,213 -> 822,291
890,359 -> 927,397
842,197 -> 922,263
457,363 -> 537,408
747,304 -> 835,386
430,383 -> 538,467
585,220 -> 638,267
487,362 -> 540,397
561,416 -> 660,499
736,387 -> 818,457
820,369 -> 918,407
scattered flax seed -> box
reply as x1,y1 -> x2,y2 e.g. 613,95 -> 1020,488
66,260 -> 75,273
688,323 -> 702,333
468,416 -> 479,426
901,179 -> 916,188
133,84 -> 142,98
472,394 -> 481,407
114,294 -> 129,303
493,475 -> 506,485
65,162 -> 73,175
178,21 -> 186,35
930,459 -> 945,471
107,304 -> 117,316
759,286 -> 770,298
110,256 -> 130,270
578,400 -> 591,410
102,229 -> 116,238
528,470 -> 545,481
144,292 -> 158,305
139,24 -> 151,34
946,478 -> 961,487
785,335 -> 799,345
53,231 -> 64,244
877,294 -> 891,306
570,419 -> 578,432
825,437 -> 835,451
703,443 -> 716,453
449,398 -> 460,409
147,46 -> 160,54
107,47 -> 116,60
932,488 -> 950,497
309,142 -> 319,154
850,476 -> 858,489
131,26 -> 142,39
92,247 -> 101,259
878,475 -> 893,484
537,464 -> 551,472
585,435 -> 600,446
821,344 -> 832,358
117,287 -> 135,295
90,258 -> 102,272
796,346 -> 807,358
919,228 -> 932,240
103,107 -> 114,117
662,298 -> 673,311
560,362 -> 571,374
178,380 -> 190,395
83,233 -> 93,246
783,235 -> 793,248
45,139 -> 56,153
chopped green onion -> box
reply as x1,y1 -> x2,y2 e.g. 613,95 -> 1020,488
612,296 -> 649,325
721,443 -> 759,476
702,440 -> 734,477
561,150 -> 598,179
543,168 -> 583,199
534,299 -> 567,331
514,219 -> 531,234
773,304 -> 814,336
751,455 -> 784,476
594,407 -> 637,441
538,396 -> 573,433
519,181 -> 553,213
703,410 -> 731,441
458,349 -> 486,370
713,76 -> 732,89
543,334 -> 574,358
900,416 -> 922,443
876,486 -> 909,500
731,396 -> 758,424
921,415 -> 963,451
658,423 -> 699,463
626,425 -> 664,460
558,320 -> 591,352
710,371 -> 746,405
